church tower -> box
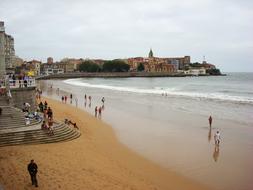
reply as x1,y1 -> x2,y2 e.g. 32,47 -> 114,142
148,48 -> 154,58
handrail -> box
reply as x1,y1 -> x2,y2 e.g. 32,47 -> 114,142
0,78 -> 36,89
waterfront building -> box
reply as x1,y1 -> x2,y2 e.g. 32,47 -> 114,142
60,58 -> 83,71
183,67 -> 206,76
127,49 -> 179,73
13,56 -> 24,68
0,21 -> 15,77
41,62 -> 64,75
26,60 -> 41,76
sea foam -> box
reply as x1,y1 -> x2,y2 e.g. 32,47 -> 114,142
64,79 -> 253,104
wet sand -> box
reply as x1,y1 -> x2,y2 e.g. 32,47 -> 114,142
0,97 -> 210,190
38,79 -> 253,190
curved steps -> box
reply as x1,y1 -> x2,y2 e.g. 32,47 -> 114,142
0,106 -> 40,128
0,123 -> 81,147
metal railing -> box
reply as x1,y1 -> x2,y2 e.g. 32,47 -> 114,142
0,78 -> 36,89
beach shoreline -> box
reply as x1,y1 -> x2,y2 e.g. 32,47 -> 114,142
0,96 -> 210,190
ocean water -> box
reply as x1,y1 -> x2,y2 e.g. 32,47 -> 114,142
40,72 -> 253,190
63,72 -> 253,126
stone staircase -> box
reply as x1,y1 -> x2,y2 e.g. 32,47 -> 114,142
0,105 -> 81,147
0,122 -> 81,147
0,106 -> 40,129
0,95 -> 10,106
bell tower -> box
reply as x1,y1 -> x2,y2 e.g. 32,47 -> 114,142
148,48 -> 154,58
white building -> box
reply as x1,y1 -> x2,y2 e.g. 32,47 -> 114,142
184,67 -> 206,76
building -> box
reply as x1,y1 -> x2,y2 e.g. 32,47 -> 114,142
60,58 -> 83,71
47,57 -> 54,64
0,21 -> 15,77
184,67 -> 206,76
0,21 -> 5,77
13,56 -> 24,68
41,63 -> 64,75
127,49 -> 178,73
25,60 -> 41,76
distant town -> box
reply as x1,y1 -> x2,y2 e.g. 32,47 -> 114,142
0,21 -> 221,79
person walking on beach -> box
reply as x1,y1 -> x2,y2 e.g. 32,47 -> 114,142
214,131 -> 221,145
64,95 -> 67,103
95,106 -> 98,117
70,94 -> 73,104
101,97 -> 105,104
88,96 -> 92,107
61,96 -> 64,103
27,160 -> 38,187
98,106 -> 102,118
84,94 -> 87,101
209,116 -> 213,127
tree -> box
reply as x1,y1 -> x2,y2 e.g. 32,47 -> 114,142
206,68 -> 221,75
102,60 -> 130,72
79,60 -> 101,72
137,63 -> 145,71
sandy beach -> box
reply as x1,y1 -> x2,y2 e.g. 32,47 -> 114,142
0,97 -> 210,190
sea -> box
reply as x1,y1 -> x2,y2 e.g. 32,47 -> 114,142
39,72 -> 253,190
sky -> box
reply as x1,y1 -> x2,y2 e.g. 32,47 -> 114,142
0,0 -> 252,72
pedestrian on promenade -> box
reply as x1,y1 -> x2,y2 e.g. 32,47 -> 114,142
209,116 -> 212,127
27,160 -> 38,187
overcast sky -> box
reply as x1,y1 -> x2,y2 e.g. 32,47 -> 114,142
0,0 -> 252,72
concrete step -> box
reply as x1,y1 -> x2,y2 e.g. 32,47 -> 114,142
0,127 -> 80,143
0,130 -> 80,147
0,123 -> 81,147
0,124 -> 68,138
0,120 -> 40,129
0,132 -> 80,147
0,128 -> 78,143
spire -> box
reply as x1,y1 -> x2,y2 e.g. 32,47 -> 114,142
148,48 -> 153,58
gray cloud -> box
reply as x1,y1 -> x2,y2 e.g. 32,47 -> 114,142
0,0 -> 252,71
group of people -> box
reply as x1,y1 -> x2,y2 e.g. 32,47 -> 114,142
39,101 -> 54,135
22,102 -> 42,125
94,97 -> 105,118
84,94 -> 92,107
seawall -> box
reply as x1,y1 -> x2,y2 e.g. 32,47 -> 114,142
10,87 -> 36,111
36,72 -> 213,80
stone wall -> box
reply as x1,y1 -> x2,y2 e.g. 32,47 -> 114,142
10,87 -> 36,111
37,72 -> 191,80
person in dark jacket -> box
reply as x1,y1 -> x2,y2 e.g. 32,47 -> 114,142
27,160 -> 38,187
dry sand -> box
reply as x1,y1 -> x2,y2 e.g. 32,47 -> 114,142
0,97 -> 210,190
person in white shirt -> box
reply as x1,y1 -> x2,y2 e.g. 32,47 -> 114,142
214,131 -> 221,145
